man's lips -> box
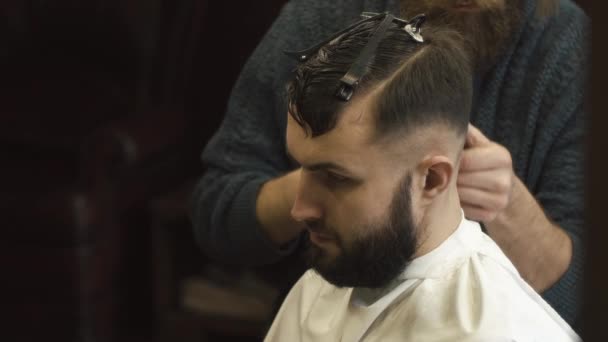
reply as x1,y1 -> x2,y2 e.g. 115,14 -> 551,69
308,229 -> 335,244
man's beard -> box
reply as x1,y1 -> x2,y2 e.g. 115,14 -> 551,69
305,174 -> 417,289
401,0 -> 522,72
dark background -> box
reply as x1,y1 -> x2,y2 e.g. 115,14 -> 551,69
1,1 -> 287,341
0,0 -> 603,341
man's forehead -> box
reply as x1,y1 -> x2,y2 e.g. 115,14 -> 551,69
336,94 -> 377,128
287,95 -> 378,146
286,112 -> 373,163
286,114 -> 380,180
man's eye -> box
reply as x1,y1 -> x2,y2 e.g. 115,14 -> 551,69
325,171 -> 350,183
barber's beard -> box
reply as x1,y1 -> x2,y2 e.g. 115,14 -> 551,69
306,174 -> 417,289
401,0 -> 522,72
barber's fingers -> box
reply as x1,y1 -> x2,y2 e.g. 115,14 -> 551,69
457,169 -> 512,194
459,143 -> 512,172
465,123 -> 491,148
459,186 -> 509,216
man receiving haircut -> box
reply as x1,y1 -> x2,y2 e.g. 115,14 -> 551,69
264,14 -> 579,341
192,0 -> 588,330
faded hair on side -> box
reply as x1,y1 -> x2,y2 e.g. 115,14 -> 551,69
287,16 -> 473,139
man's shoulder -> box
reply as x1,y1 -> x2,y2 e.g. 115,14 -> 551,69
515,0 -> 589,62
521,0 -> 588,37
556,0 -> 589,24
478,0 -> 589,147
375,250 -> 578,341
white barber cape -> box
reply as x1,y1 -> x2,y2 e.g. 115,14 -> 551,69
265,214 -> 580,342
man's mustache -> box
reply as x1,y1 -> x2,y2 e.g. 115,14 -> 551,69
305,221 -> 337,239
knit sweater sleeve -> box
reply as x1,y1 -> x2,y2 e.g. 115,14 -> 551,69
538,107 -> 586,329
189,0 -> 310,266
190,0 -> 371,266
531,2 -> 590,328
536,80 -> 588,329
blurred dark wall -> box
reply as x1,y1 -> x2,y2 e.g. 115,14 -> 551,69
577,0 -> 607,342
0,1 -> 286,341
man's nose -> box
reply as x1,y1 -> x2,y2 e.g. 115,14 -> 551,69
290,174 -> 324,223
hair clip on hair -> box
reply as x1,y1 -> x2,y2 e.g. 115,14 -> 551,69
284,12 -> 427,102
404,14 -> 426,43
335,13 -> 395,101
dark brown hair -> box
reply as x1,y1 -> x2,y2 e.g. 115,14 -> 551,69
287,18 -> 473,139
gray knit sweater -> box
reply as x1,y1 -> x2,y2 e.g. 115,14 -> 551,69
192,0 -> 589,329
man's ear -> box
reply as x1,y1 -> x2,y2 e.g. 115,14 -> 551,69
418,155 -> 454,200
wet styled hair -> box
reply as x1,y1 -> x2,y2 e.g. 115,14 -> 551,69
287,16 -> 473,140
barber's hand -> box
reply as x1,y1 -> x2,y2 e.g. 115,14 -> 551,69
457,124 -> 515,224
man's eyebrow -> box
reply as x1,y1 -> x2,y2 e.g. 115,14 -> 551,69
286,149 -> 353,174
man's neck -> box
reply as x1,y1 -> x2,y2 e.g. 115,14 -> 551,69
414,185 -> 463,258
350,186 -> 463,305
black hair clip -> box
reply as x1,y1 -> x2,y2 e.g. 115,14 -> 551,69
284,12 -> 427,101
335,13 -> 395,101
404,14 -> 426,43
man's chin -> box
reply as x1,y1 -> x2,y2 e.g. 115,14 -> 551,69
312,265 -> 401,289
307,249 -> 403,289
307,245 -> 335,271
307,247 -> 353,287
